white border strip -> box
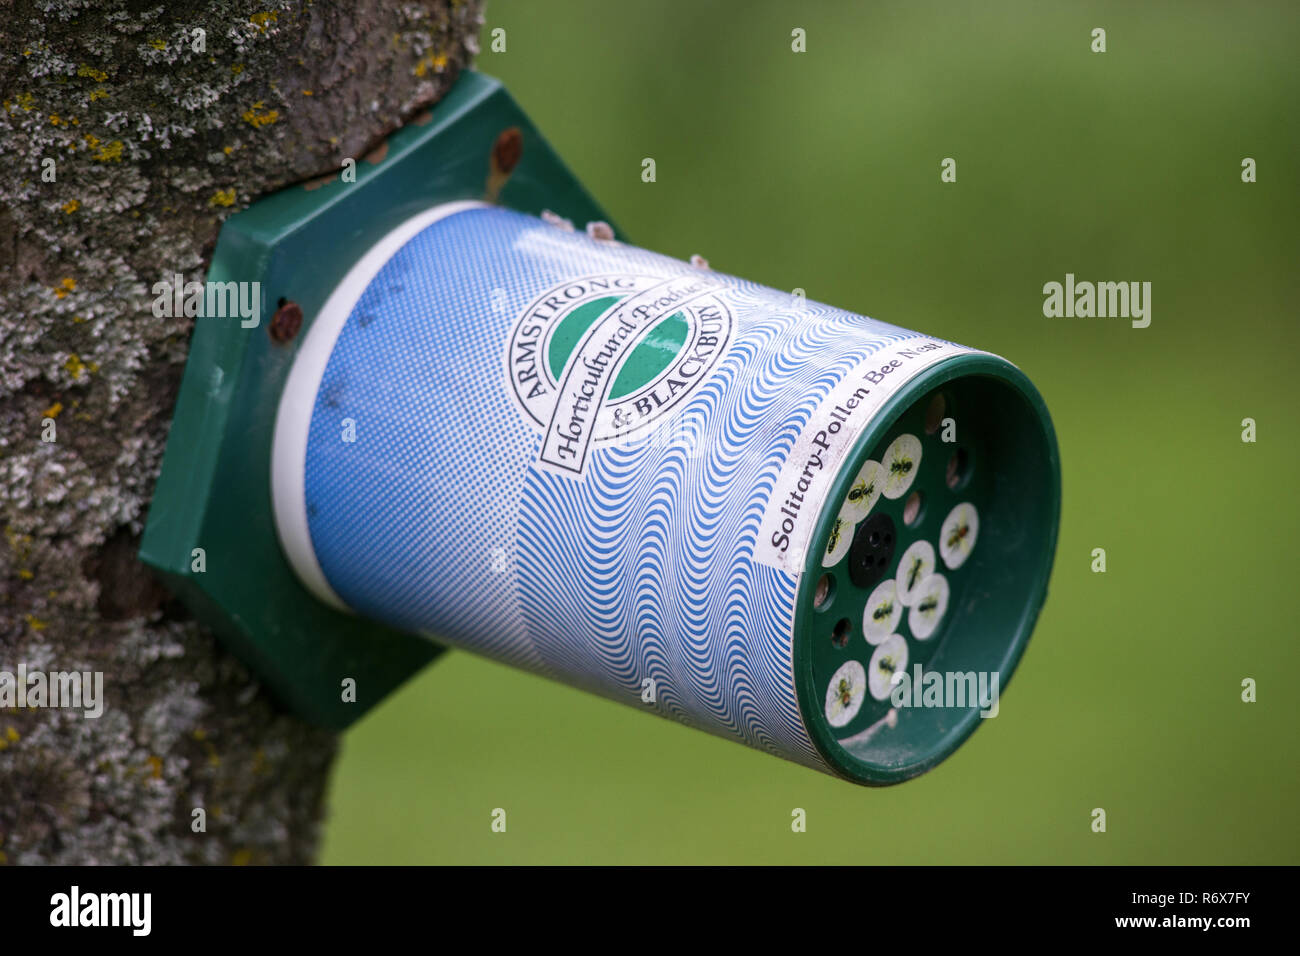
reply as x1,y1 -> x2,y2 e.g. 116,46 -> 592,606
752,339 -> 973,574
270,200 -> 490,612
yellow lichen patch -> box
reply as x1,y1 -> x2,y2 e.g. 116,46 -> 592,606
60,199 -> 79,214
63,353 -> 92,379
301,89 -> 313,96
148,38 -> 166,50
53,277 -> 76,299
414,52 -> 449,77
77,64 -> 109,82
42,402 -> 63,419
25,614 -> 47,631
242,101 -> 279,128
222,145 -> 234,155
147,755 -> 164,779
231,848 -> 254,866
0,740 -> 7,753
87,137 -> 124,162
49,113 -> 63,126
18,568 -> 34,580
209,188 -> 236,207
231,63 -> 243,75
5,727 -> 18,743
89,87 -> 108,102
249,11 -> 278,32
5,527 -> 32,552
14,92 -> 35,112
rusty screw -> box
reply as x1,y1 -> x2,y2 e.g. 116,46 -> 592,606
269,300 -> 303,343
492,126 -> 523,176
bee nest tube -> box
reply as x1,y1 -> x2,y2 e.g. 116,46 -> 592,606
269,202 -> 1061,785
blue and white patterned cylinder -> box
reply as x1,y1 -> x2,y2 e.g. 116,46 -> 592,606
271,201 -> 1060,784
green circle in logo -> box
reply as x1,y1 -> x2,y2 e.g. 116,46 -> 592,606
546,294 -> 691,400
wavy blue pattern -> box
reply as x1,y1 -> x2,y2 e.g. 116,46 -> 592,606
302,206 -> 939,775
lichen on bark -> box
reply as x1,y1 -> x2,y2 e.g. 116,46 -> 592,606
0,0 -> 484,864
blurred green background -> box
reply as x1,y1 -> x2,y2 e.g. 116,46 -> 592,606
322,0 -> 1300,864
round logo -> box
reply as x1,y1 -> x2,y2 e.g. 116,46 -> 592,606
505,272 -> 733,474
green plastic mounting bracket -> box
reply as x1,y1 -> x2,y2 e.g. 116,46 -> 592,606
139,71 -> 616,729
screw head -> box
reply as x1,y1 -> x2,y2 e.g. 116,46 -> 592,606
269,300 -> 303,343
492,127 -> 523,176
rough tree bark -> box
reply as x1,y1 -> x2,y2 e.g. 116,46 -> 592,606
0,0 -> 484,864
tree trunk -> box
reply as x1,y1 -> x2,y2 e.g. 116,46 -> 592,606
0,0 -> 484,865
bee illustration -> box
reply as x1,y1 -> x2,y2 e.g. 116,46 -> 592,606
907,557 -> 925,590
872,600 -> 895,622
917,595 -> 939,614
826,520 -> 843,556
876,654 -> 898,677
837,678 -> 853,708
946,522 -> 971,552
848,479 -> 877,503
889,457 -> 914,478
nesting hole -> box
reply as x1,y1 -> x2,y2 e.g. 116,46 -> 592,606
946,448 -> 971,490
814,573 -> 836,611
924,392 -> 947,434
904,490 -> 924,526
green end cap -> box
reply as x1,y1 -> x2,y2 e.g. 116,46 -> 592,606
794,353 -> 1062,784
